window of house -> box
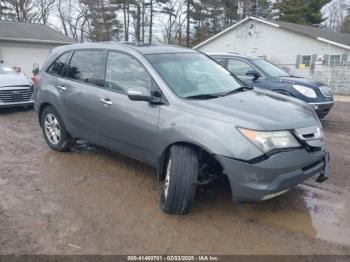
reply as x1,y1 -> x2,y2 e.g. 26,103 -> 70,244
47,52 -> 70,76
67,50 -> 106,87
105,52 -> 152,94
301,55 -> 312,67
330,55 -> 341,65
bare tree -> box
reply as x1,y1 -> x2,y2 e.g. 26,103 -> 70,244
33,0 -> 56,24
159,0 -> 187,44
56,0 -> 90,41
323,0 -> 350,31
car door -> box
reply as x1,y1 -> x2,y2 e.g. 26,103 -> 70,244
56,49 -> 108,140
90,51 -> 161,164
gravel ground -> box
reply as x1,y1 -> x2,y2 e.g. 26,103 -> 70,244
0,102 -> 350,255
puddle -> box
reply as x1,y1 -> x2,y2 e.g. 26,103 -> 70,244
237,184 -> 350,246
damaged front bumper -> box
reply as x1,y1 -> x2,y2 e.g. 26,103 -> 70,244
310,101 -> 334,119
217,150 -> 329,202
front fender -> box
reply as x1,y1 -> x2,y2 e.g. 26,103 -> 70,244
156,110 -> 263,162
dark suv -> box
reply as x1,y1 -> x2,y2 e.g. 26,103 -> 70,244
209,53 -> 334,119
34,43 -> 329,215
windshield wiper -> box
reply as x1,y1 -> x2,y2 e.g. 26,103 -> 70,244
219,86 -> 254,97
185,94 -> 220,99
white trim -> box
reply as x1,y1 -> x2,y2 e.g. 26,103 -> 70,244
193,17 -> 350,52
249,17 -> 280,28
0,37 -> 74,45
317,37 -> 350,50
193,17 -> 279,50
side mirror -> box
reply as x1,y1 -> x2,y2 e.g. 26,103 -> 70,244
246,70 -> 260,81
127,88 -> 153,102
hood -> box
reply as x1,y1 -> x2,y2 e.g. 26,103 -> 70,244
186,89 -> 319,130
277,76 -> 323,89
0,73 -> 31,88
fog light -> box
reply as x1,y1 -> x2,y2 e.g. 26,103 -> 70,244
261,189 -> 289,200
314,105 -> 319,110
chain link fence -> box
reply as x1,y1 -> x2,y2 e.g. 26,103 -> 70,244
274,63 -> 350,95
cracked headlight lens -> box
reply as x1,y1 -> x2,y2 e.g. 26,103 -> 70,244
239,128 -> 301,153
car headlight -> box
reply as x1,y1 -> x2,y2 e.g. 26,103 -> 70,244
239,128 -> 300,153
319,85 -> 332,97
293,85 -> 317,98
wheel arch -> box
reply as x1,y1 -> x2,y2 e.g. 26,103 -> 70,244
38,102 -> 53,127
156,141 -> 224,181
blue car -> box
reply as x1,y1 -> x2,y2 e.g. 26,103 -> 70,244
209,53 -> 334,119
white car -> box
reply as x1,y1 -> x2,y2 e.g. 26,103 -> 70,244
0,64 -> 34,108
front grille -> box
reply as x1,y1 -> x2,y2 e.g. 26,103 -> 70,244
293,125 -> 324,150
319,85 -> 332,97
0,87 -> 33,103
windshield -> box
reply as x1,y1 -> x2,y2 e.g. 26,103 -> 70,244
0,65 -> 15,75
253,59 -> 289,77
146,53 -> 244,98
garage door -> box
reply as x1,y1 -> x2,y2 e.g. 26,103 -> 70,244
2,45 -> 51,77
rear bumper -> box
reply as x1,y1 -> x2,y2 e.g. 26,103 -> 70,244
0,100 -> 34,108
217,149 -> 328,202
309,101 -> 334,119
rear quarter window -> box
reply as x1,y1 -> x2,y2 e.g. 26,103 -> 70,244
47,52 -> 71,76
67,50 -> 106,87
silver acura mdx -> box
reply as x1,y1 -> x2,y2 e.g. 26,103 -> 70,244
34,43 -> 329,215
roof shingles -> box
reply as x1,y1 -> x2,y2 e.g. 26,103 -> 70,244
271,19 -> 350,47
0,20 -> 74,44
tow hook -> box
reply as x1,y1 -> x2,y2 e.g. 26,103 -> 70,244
316,152 -> 330,183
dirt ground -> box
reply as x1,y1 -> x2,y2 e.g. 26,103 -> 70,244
0,101 -> 350,255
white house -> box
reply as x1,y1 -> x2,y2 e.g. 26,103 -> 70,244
0,21 -> 74,77
194,17 -> 350,94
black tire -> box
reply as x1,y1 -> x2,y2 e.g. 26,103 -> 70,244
160,144 -> 199,215
41,106 -> 75,152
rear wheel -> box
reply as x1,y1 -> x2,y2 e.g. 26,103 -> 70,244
41,106 -> 75,152
160,144 -> 199,215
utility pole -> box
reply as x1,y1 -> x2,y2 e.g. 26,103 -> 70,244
186,0 -> 190,47
149,0 -> 153,44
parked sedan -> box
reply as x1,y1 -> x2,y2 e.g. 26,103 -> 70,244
209,53 -> 334,119
0,64 -> 34,109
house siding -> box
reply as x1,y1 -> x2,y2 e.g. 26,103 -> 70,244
0,41 -> 59,77
196,20 -> 350,94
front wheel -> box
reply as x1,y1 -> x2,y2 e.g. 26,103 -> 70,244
160,144 -> 199,215
41,106 -> 75,152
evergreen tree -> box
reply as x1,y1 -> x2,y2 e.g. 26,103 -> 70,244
273,0 -> 330,25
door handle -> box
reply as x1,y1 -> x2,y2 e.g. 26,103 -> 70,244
57,85 -> 67,91
100,98 -> 113,106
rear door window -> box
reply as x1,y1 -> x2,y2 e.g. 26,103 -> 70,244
67,50 -> 107,87
47,52 -> 70,76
